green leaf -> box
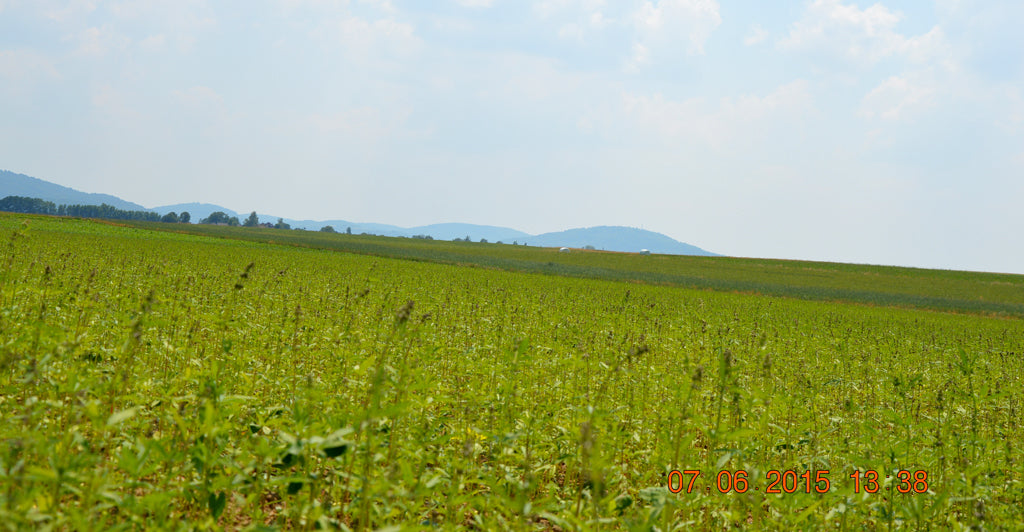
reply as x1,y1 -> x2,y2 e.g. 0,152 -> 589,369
322,443 -> 349,458
107,407 -> 138,427
208,491 -> 226,519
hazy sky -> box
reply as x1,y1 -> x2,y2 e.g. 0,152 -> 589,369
1,1 -> 1022,273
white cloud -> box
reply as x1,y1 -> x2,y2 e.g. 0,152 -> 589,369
279,0 -> 398,17
781,0 -> 960,129
106,0 -> 216,52
860,74 -> 936,121
627,42 -> 650,69
631,0 -> 721,62
1008,87 -> 1024,129
971,82 -> 1024,134
67,26 -> 131,57
558,22 -> 584,41
744,23 -> 767,46
172,85 -> 224,108
303,106 -> 408,142
900,26 -> 954,67
107,0 -> 215,28
622,79 -> 813,149
0,48 -> 60,100
41,0 -> 96,23
139,34 -> 167,52
779,0 -> 950,67
473,52 -> 590,103
453,0 -> 494,7
534,0 -> 605,19
308,13 -> 421,60
427,15 -> 475,36
278,0 -> 349,10
535,0 -> 609,44
0,49 -> 59,83
92,83 -> 144,123
1014,151 -> 1024,171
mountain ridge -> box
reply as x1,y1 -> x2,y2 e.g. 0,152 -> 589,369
2,169 -> 718,256
0,169 -> 150,212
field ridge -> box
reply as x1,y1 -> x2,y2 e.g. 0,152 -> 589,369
112,217 -> 1024,319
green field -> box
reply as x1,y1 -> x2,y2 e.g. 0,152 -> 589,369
2,213 -> 1023,530
120,219 -> 1024,318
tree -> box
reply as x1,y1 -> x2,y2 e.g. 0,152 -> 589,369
179,211 -> 191,223
480,238 -> 488,243
346,227 -> 352,235
0,196 -> 56,215
62,203 -> 160,222
243,211 -> 260,227
199,211 -> 233,225
161,212 -> 179,223
274,218 -> 291,230
227,216 -> 241,226
320,225 -> 336,233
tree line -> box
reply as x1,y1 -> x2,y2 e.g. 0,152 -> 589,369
0,196 -> 349,233
210,211 -> 296,230
0,196 -> 188,223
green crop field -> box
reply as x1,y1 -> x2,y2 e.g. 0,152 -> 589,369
2,213 -> 1023,530
120,220 -> 1024,318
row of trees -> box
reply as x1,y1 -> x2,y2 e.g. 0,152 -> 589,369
0,196 -> 189,223
199,211 -> 241,226
199,211 -> 296,230
0,198 -> 294,230
320,225 -> 353,234
2,197 -> 353,236
159,211 -> 190,223
451,236 -> 525,245
0,197 -> 302,231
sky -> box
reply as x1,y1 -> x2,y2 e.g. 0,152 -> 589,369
1,1 -> 1022,274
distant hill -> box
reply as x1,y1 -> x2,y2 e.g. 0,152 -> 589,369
282,219 -> 408,235
406,223 -> 533,243
2,169 -> 718,256
530,226 -> 717,256
150,204 -> 407,234
151,203 -> 240,223
1,170 -> 149,212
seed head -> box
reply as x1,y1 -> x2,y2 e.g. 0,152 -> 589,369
396,300 -> 414,324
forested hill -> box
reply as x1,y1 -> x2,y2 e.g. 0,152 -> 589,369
0,170 -> 149,211
2,169 -> 716,255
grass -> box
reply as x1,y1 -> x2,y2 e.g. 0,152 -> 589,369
116,219 -> 1024,318
1,213 -> 1023,530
